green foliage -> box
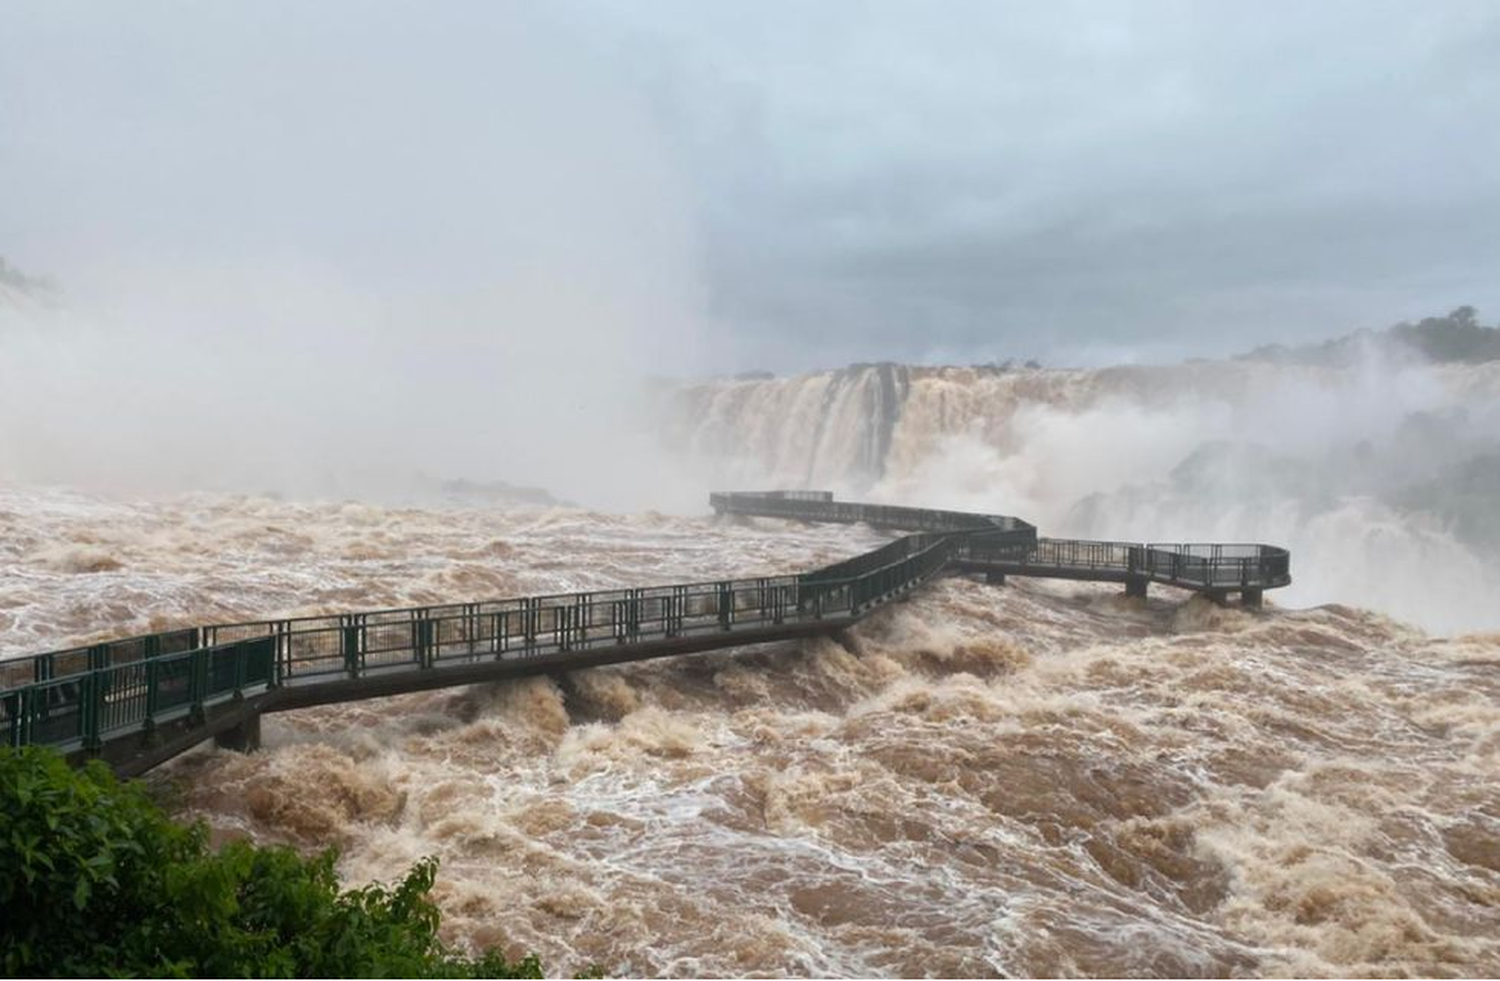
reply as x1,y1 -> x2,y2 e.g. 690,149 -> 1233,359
1238,305 -> 1500,366
0,747 -> 544,978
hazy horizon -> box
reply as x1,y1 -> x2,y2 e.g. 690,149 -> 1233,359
4,1 -> 1500,374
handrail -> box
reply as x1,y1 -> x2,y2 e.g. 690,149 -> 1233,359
0,491 -> 1288,762
712,494 -> 1290,591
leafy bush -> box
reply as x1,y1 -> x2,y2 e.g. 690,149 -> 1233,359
0,746 -> 543,978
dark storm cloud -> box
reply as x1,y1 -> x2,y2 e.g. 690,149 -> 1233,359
571,0 -> 1500,368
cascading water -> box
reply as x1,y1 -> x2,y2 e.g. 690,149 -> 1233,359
661,363 -> 911,491
664,359 -> 1500,634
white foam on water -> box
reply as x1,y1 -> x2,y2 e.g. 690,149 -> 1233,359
3,489 -> 1494,976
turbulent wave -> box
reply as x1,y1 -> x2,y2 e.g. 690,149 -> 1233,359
4,349 -> 1498,976
664,358 -> 1500,633
2,488 -> 1497,977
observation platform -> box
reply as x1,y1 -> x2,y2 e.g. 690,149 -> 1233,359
0,491 -> 1289,775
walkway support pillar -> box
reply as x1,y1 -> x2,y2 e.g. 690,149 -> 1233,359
1242,588 -> 1264,609
985,571 -> 1007,586
214,713 -> 261,754
1125,577 -> 1148,599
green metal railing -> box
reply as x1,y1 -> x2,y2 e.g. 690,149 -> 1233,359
0,490 -> 1286,761
4,637 -> 275,752
1,492 -> 1018,754
709,491 -> 1290,591
955,537 -> 1293,589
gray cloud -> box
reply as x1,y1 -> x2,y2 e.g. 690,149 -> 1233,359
3,0 -> 1499,378
569,0 -> 1500,368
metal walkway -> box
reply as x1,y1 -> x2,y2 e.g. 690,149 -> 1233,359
0,491 -> 1289,775
711,493 -> 1291,599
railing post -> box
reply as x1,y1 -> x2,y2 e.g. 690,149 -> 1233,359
274,620 -> 290,685
192,648 -> 209,720
414,614 -> 434,668
343,615 -> 362,678
718,581 -> 732,630
24,686 -> 38,747
5,690 -> 25,747
410,611 -> 433,668
675,586 -> 687,636
83,672 -> 102,752
145,658 -> 159,728
32,655 -> 53,721
232,641 -> 247,697
87,644 -> 111,706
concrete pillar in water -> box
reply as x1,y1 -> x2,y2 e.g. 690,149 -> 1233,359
214,713 -> 261,754
1125,577 -> 1148,599
985,571 -> 1007,585
1242,588 -> 1264,609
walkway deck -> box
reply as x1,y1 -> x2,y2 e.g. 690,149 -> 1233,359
0,490 -> 1289,775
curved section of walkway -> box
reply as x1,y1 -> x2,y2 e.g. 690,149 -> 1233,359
0,491 -> 1289,774
706,491 -> 1291,594
709,490 -> 1291,593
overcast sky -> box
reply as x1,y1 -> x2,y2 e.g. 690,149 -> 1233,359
4,0 -> 1498,373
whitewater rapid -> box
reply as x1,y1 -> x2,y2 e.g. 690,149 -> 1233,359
663,360 -> 1500,635
2,487 -> 1496,977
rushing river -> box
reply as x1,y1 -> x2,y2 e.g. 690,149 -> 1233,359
2,486 -> 1496,976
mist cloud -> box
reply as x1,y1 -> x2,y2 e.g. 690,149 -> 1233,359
1,2 -> 711,506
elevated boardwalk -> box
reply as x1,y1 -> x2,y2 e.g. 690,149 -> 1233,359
1,491 -> 1288,775
708,492 -> 1290,602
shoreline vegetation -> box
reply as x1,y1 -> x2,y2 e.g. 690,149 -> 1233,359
0,746 -> 563,978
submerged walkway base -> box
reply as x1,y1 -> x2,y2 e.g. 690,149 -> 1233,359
213,713 -> 261,754
5,490 -> 1290,775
